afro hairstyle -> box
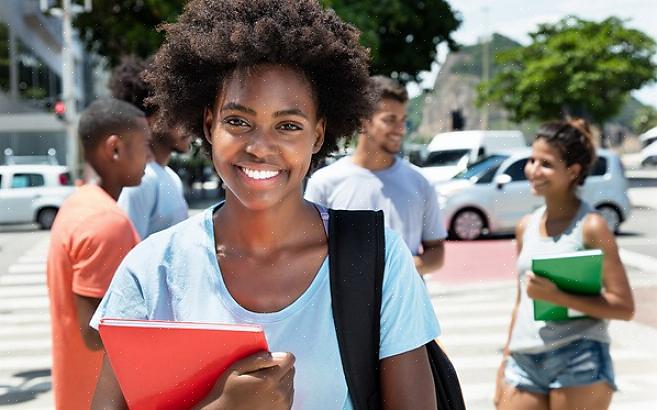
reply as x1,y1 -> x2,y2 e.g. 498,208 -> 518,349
108,55 -> 155,116
144,0 -> 373,161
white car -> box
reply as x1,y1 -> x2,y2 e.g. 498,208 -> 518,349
437,149 -> 631,240
420,130 -> 527,183
0,164 -> 75,229
640,140 -> 657,167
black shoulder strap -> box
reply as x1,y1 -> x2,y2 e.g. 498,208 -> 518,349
329,208 -> 467,410
328,209 -> 384,410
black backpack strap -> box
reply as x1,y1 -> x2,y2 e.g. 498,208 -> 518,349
328,209 -> 384,410
329,209 -> 467,410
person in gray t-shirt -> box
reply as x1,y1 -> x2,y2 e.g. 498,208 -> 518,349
305,76 -> 446,275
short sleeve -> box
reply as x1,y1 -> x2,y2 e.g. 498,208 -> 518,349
118,178 -> 157,240
89,256 -> 149,330
70,213 -> 139,298
379,230 -> 441,359
304,175 -> 327,207
422,182 -> 447,241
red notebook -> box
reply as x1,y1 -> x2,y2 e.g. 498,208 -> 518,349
99,318 -> 268,410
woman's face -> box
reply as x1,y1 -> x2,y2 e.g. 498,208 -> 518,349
203,64 -> 325,211
524,138 -> 581,197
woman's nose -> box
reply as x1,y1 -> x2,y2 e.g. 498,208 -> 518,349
245,129 -> 278,158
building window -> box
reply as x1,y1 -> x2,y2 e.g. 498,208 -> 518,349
0,23 -> 9,92
17,40 -> 61,109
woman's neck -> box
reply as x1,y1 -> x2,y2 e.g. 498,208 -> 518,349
214,194 -> 322,257
543,191 -> 581,221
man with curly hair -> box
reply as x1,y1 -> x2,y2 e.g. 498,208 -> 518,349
306,75 -> 447,275
91,1 -> 440,408
109,56 -> 190,239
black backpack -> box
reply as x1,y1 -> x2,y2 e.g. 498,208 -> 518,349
328,209 -> 466,410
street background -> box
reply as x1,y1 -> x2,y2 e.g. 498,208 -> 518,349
1,164 -> 656,409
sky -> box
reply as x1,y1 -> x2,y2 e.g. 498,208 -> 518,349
408,0 -> 657,108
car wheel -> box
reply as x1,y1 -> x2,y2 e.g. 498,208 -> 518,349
450,209 -> 486,240
37,208 -> 58,230
596,205 -> 621,233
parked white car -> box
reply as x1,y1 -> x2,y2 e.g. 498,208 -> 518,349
640,140 -> 657,167
0,164 -> 75,229
420,130 -> 527,183
437,149 -> 631,240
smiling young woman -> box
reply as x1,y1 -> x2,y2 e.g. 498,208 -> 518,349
88,1 -> 441,409
494,120 -> 634,410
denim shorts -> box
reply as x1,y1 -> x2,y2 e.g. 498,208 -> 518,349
504,339 -> 617,394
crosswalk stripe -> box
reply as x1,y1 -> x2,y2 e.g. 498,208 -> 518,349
0,338 -> 51,352
8,264 -> 46,274
0,285 -> 48,298
0,312 -> 49,324
0,273 -> 46,286
0,296 -> 49,310
0,355 -> 51,372
0,324 -> 50,338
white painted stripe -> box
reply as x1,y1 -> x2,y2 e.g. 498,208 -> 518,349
439,316 -> 510,329
440,332 -> 507,347
433,301 -> 513,315
0,273 -> 46,285
450,349 -> 649,371
0,296 -> 49,310
8,264 -> 46,274
0,325 -> 49,338
0,312 -> 50,324
0,338 -> 51,351
620,248 -> 657,275
0,285 -> 47,298
0,355 -> 51,371
18,255 -> 47,263
426,279 -> 515,295
611,400 -> 657,410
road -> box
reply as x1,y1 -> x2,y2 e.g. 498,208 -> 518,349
0,183 -> 655,408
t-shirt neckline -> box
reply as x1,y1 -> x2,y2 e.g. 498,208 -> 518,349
202,204 -> 330,323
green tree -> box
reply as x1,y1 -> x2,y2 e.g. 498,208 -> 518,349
74,0 -> 461,80
477,17 -> 657,126
74,0 -> 184,67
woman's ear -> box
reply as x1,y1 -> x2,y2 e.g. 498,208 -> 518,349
203,107 -> 214,146
312,119 -> 326,154
568,163 -> 582,183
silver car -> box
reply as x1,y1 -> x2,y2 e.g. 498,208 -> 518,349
437,149 -> 631,240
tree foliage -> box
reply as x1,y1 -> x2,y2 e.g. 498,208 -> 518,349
74,0 -> 461,80
74,0 -> 184,67
477,17 -> 657,125
320,0 -> 461,81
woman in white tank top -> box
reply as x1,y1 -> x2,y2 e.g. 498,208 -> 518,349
494,120 -> 634,410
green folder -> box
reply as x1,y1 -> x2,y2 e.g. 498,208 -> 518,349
531,249 -> 603,321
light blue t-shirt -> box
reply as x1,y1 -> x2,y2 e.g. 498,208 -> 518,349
118,161 -> 188,240
305,156 -> 447,255
91,205 -> 440,410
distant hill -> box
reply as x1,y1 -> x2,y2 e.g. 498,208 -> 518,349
413,33 -> 651,142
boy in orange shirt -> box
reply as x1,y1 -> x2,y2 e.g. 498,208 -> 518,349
46,97 -> 151,409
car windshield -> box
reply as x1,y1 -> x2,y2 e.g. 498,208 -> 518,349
453,154 -> 509,182
423,149 -> 470,167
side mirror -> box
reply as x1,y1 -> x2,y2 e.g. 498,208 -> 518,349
494,174 -> 512,189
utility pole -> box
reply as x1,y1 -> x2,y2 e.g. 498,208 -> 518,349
481,7 -> 490,130
40,0 -> 92,179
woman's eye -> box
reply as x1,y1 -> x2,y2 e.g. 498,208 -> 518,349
278,123 -> 302,131
223,118 -> 249,127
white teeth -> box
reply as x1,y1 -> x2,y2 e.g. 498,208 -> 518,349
241,167 -> 281,180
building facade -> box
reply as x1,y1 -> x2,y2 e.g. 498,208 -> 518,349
0,0 -> 98,166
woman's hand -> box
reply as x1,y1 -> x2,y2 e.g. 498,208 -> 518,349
525,271 -> 562,303
193,351 -> 295,410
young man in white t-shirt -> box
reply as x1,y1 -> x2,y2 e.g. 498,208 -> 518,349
110,56 -> 192,239
305,76 -> 446,274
